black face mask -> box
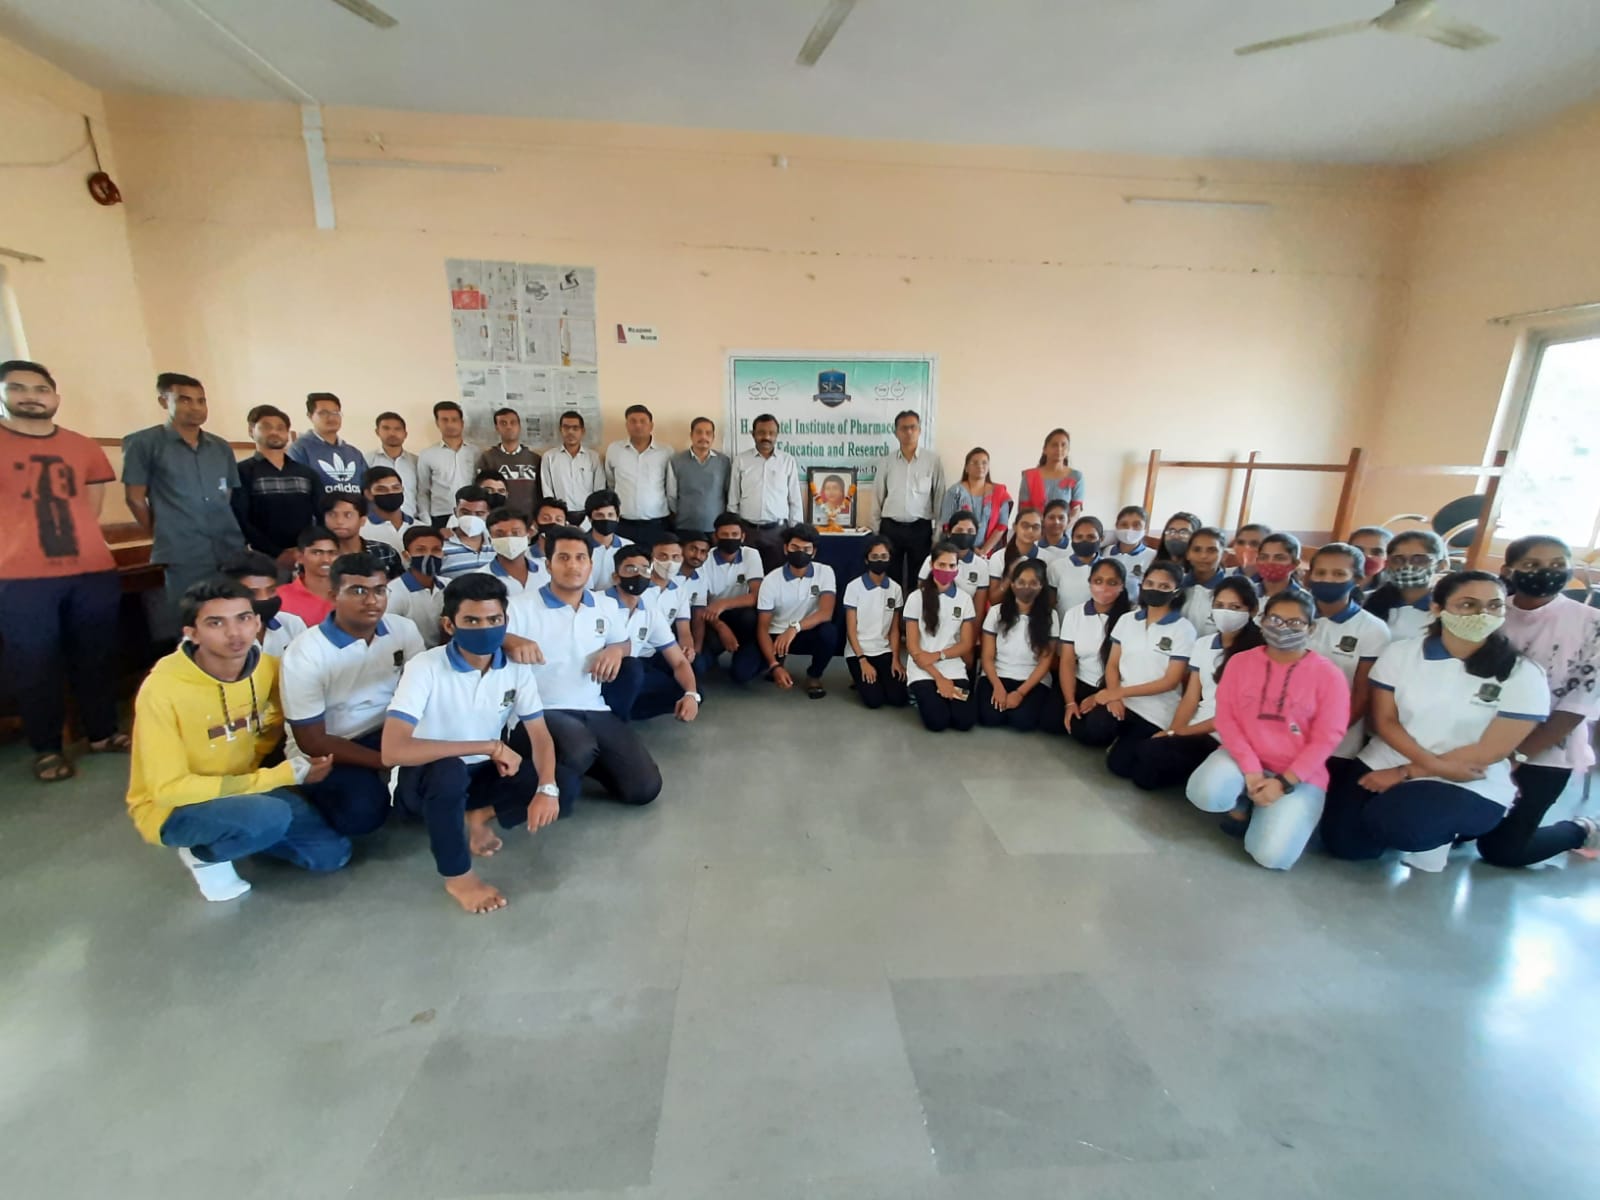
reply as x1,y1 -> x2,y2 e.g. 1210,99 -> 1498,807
1509,567 -> 1570,599
1071,539 -> 1101,560
716,537 -> 743,556
949,532 -> 977,551
251,596 -> 282,625
410,553 -> 442,579
786,549 -> 814,570
1140,586 -> 1177,608
617,574 -> 650,596
866,558 -> 891,575
1163,537 -> 1191,559
591,518 -> 619,536
372,493 -> 405,513
1011,586 -> 1042,604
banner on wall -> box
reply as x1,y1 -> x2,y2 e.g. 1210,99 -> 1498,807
725,354 -> 938,517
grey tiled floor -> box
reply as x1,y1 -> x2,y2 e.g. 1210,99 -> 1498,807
3,677 -> 1597,1199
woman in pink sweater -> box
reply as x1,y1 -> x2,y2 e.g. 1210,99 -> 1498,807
1186,591 -> 1351,870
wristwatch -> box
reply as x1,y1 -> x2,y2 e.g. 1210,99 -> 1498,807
683,691 -> 702,703
1511,750 -> 1531,765
536,783 -> 560,798
1276,775 -> 1297,795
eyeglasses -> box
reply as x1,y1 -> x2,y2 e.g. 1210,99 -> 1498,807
340,584 -> 388,599
1161,528 -> 1191,538
1446,599 -> 1506,615
1261,615 -> 1310,632
1390,553 -> 1437,568
617,565 -> 650,577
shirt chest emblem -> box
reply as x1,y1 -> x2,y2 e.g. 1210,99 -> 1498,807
595,618 -> 607,635
1337,635 -> 1359,654
1474,682 -> 1502,705
499,689 -> 516,710
810,584 -> 820,597
953,604 -> 964,619
1156,636 -> 1173,652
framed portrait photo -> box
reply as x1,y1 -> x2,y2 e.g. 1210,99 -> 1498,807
807,466 -> 859,532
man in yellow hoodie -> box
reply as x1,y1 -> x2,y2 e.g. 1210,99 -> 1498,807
126,578 -> 351,900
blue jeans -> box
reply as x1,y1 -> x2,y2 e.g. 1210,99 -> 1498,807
300,729 -> 390,836
1186,747 -> 1325,871
159,788 -> 351,872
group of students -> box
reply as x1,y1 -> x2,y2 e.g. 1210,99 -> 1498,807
834,498 -> 1600,875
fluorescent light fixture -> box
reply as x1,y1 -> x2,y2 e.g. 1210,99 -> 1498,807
1124,195 -> 1272,211
327,158 -> 502,173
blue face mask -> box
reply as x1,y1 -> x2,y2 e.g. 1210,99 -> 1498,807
1308,579 -> 1355,604
451,624 -> 507,657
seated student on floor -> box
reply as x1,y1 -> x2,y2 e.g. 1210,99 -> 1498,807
1092,560 -> 1195,774
1109,505 -> 1157,584
503,526 -> 663,811
474,507 -> 546,596
1348,525 -> 1393,597
278,525 -> 340,626
382,573 -> 558,915
1186,590 -> 1350,870
699,511 -> 764,669
600,545 -> 702,722
1125,577 -> 1262,791
360,465 -> 416,563
1039,499 -> 1073,563
1048,514 -> 1105,615
733,522 -> 840,698
219,552 -> 305,658
986,506 -> 1045,605
677,529 -> 713,673
977,558 -> 1061,732
1179,526 -> 1230,637
581,487 -> 631,591
126,580 -> 349,903
387,525 -> 447,647
1364,529 -> 1446,642
1478,535 -> 1600,865
1159,511 -> 1202,567
919,509 -> 991,608
281,552 -> 424,838
1322,571 -> 1553,871
322,492 -> 400,580
1229,523 -> 1271,579
904,541 -> 979,731
1306,542 -> 1392,790
844,536 -> 908,710
1060,558 -> 1133,746
1253,531 -> 1309,603
439,486 -> 496,579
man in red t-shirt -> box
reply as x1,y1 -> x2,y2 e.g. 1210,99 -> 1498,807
0,360 -> 128,781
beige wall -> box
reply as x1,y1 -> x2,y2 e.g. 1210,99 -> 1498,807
93,92 -> 1420,531
1365,97 -> 1600,526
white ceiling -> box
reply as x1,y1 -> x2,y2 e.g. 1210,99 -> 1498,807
2,0 -> 1598,164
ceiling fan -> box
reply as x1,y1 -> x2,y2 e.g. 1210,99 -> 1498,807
797,0 -> 859,66
1235,0 -> 1497,56
327,0 -> 398,29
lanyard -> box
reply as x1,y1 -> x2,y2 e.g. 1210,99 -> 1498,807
1255,656 -> 1305,726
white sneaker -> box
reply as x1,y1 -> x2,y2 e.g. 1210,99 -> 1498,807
177,848 -> 252,901
1400,843 -> 1451,873
1574,816 -> 1600,857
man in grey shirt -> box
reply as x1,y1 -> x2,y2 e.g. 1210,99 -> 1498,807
667,416 -> 730,536
122,372 -> 246,632
873,409 -> 943,590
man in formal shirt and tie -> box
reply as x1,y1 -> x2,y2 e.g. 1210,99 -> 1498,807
604,404 -> 673,550
727,412 -> 802,572
667,416 -> 730,537
873,409 -> 943,590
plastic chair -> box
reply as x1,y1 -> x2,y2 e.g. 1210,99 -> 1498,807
1383,495 -> 1491,571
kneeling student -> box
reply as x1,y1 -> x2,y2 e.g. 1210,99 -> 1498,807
844,537 -> 908,709
905,541 -> 979,731
977,558 -> 1061,732
126,580 -> 349,902
600,545 -> 702,722
387,525 -> 447,647
382,573 -> 559,914
733,522 -> 840,698
281,552 -> 424,837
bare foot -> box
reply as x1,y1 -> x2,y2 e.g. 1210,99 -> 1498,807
466,808 -> 503,857
444,872 -> 508,914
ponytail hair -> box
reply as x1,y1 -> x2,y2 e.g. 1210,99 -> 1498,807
919,540 -> 961,638
1429,571 -> 1519,681
1211,576 -> 1265,683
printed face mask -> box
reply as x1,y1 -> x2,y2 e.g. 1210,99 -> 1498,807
410,554 -> 442,579
1508,567 -> 1569,599
1388,564 -> 1434,589
1441,611 -> 1505,643
1255,561 -> 1295,583
1210,608 -> 1251,634
931,567 -> 960,587
1261,623 -> 1310,651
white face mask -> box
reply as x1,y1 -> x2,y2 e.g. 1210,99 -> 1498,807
652,559 -> 682,579
1116,527 -> 1145,546
453,514 -> 486,538
1210,608 -> 1251,634
491,534 -> 529,560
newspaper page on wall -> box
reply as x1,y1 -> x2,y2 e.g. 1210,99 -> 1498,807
726,353 -> 937,525
446,259 -> 601,448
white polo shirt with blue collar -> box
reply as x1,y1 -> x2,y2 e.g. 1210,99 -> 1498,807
680,567 -> 710,612
507,584 -> 632,711
1108,543 -> 1158,583
702,546 -> 763,601
917,549 -> 991,598
473,553 -> 549,597
1181,570 -> 1229,637
1109,606 -> 1197,727
903,583 -> 975,684
1383,592 -> 1434,642
586,535 -> 633,592
1310,597 -> 1392,757
643,578 -> 692,651
986,544 -> 1043,587
361,512 -> 417,555
386,642 -> 545,765
1359,635 -> 1550,808
281,613 -> 425,764
387,572 -> 446,647
261,609 -> 307,659
1185,633 -> 1225,737
757,561 -> 837,635
1037,538 -> 1072,568
843,573 -> 903,658
1060,599 -> 1115,688
1049,553 -> 1100,619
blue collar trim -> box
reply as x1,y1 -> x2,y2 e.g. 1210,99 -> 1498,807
319,614 -> 388,649
1069,554 -> 1097,567
785,563 -> 817,579
1422,635 -> 1451,661
445,641 -> 507,672
863,574 -> 891,590
1134,607 -> 1183,625
1327,600 -> 1363,624
1409,594 -> 1432,611
539,583 -> 593,609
